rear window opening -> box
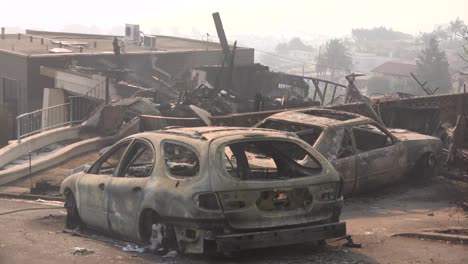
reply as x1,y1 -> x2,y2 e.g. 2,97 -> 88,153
351,124 -> 393,152
222,140 -> 322,181
258,120 -> 323,146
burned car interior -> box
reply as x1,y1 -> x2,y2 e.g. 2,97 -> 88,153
120,141 -> 155,178
92,142 -> 130,175
90,140 -> 156,178
223,140 -> 322,180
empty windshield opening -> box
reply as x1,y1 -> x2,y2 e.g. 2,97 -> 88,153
223,140 -> 322,181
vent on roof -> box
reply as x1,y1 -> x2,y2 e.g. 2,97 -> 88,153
125,24 -> 140,42
143,35 -> 157,49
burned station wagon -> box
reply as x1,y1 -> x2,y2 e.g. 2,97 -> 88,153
60,127 -> 346,254
256,109 -> 442,195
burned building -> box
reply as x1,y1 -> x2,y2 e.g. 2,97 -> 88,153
0,26 -> 254,140
192,64 -> 309,99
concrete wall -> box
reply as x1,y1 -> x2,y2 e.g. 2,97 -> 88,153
0,50 -> 28,114
42,88 -> 67,128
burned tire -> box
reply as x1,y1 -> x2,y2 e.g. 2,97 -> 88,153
414,152 -> 437,181
64,190 -> 82,229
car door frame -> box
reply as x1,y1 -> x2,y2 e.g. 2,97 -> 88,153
106,137 -> 155,241
77,139 -> 132,231
298,126 -> 359,196
349,121 -> 403,192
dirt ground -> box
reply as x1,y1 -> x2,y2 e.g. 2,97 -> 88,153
0,177 -> 466,264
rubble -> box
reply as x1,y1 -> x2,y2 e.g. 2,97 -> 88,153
71,247 -> 94,256
121,244 -> 146,253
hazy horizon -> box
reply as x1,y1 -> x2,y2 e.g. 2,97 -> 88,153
4,0 -> 467,40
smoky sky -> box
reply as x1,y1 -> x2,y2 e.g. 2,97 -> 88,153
3,0 -> 468,37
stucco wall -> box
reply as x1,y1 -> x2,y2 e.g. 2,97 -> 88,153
0,50 -> 28,113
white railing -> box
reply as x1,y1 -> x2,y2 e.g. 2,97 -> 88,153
16,79 -> 108,142
16,103 -> 72,141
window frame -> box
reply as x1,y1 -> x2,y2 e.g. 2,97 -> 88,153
349,122 -> 397,152
88,139 -> 133,176
160,140 -> 201,180
116,138 -> 156,178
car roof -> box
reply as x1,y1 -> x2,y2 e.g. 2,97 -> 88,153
136,126 -> 298,142
265,108 -> 371,129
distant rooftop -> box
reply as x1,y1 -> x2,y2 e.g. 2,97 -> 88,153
0,29 -> 227,56
371,61 -> 417,77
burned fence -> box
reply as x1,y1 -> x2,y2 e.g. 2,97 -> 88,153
212,92 -> 468,135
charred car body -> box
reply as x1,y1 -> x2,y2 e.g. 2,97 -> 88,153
256,109 -> 442,195
60,127 -> 346,254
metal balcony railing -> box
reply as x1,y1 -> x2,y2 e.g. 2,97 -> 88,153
16,79 -> 108,142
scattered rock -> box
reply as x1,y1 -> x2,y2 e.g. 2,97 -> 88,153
122,244 -> 146,253
72,247 -> 94,255
427,212 -> 435,216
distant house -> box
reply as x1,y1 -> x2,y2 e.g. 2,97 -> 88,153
369,61 -> 418,94
371,61 -> 417,78
352,52 -> 394,73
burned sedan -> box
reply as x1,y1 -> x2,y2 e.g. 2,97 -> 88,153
60,127 -> 346,254
256,109 -> 442,195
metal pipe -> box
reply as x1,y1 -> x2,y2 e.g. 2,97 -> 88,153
1,27 -> 4,40
70,97 -> 73,126
16,117 -> 21,143
105,77 -> 110,104
322,82 -> 329,105
331,85 -> 338,105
